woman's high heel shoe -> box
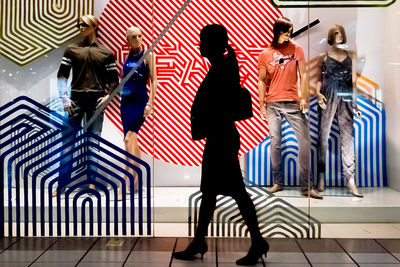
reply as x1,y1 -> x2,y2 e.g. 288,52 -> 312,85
236,239 -> 269,266
172,239 -> 208,260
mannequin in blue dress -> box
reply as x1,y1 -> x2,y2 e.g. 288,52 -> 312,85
118,26 -> 157,200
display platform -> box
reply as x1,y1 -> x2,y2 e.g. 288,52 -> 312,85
4,186 -> 400,225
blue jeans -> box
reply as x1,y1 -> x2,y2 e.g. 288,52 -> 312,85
58,91 -> 104,191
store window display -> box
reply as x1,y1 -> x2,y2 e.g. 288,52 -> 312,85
316,25 -> 363,197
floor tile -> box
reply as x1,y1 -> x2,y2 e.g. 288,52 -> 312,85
349,252 -> 399,264
265,252 -> 308,264
297,238 -> 344,252
81,237 -> 135,262
216,238 -> 250,252
337,239 -> 387,253
134,237 -> 176,251
0,263 -> 32,267
170,262 -> 217,267
35,250 -> 87,263
127,251 -> 173,263
49,237 -> 97,250
0,238 -> 19,251
32,262 -> 80,267
312,264 -> 357,267
0,250 -> 44,263
268,239 -> 302,252
81,250 -> 131,262
358,264 -> 400,267
305,252 -> 354,264
7,237 -> 57,250
90,237 -> 136,251
78,262 -> 124,267
377,239 -> 400,253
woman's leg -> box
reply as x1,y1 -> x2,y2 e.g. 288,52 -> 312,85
231,186 -> 263,243
233,185 -> 269,265
173,193 -> 215,260
118,131 -> 140,199
195,193 -> 217,239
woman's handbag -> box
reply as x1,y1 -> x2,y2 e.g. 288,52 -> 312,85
232,87 -> 253,121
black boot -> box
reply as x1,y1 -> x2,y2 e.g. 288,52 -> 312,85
173,238 -> 208,260
236,239 -> 269,266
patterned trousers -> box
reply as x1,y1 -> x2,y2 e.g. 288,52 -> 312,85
317,95 -> 355,181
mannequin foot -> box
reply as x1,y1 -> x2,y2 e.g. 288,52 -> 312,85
173,238 -> 208,260
348,183 -> 363,198
301,188 -> 323,199
267,184 -> 283,193
317,176 -> 325,192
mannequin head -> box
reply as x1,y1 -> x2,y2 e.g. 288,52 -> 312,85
126,26 -> 143,51
271,17 -> 293,48
77,15 -> 99,37
327,24 -> 347,45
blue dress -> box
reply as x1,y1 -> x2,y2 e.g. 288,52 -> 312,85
120,50 -> 150,136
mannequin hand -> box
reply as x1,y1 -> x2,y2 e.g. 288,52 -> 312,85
300,98 -> 309,113
260,105 -> 267,120
354,107 -> 362,119
143,104 -> 153,117
62,96 -> 76,116
317,92 -> 327,109
96,95 -> 109,109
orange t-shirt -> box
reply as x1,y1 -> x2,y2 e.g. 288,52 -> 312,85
258,41 -> 305,103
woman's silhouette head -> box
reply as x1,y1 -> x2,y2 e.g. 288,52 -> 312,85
199,24 -> 228,59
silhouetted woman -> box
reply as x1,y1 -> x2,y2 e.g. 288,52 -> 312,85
173,24 -> 269,266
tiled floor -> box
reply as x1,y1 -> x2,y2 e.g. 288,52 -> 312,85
1,237 -> 400,266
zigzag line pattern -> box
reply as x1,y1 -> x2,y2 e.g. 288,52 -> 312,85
246,96 -> 387,187
188,185 -> 321,238
0,96 -> 151,237
100,0 -> 282,166
0,0 -> 93,66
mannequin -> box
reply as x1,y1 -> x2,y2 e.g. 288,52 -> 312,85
316,24 -> 363,197
53,15 -> 119,197
258,17 -> 322,199
118,26 -> 157,200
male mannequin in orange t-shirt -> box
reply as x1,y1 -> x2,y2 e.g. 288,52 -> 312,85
258,17 -> 322,199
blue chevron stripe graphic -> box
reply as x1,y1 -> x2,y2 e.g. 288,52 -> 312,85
1,96 -> 152,237
246,96 -> 386,187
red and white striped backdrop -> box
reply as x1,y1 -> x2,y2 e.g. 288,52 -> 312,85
99,0 -> 282,166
